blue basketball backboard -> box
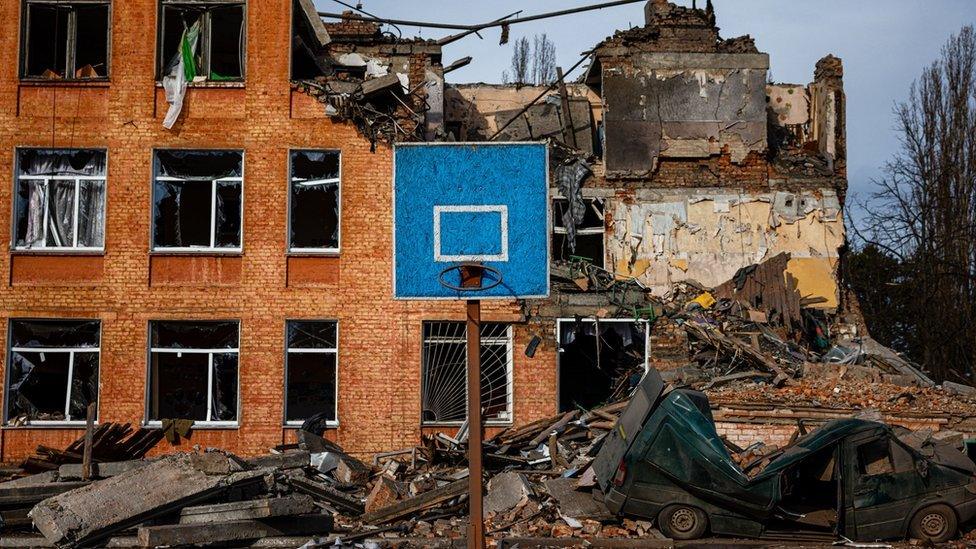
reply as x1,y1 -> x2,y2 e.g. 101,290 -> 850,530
393,143 -> 549,300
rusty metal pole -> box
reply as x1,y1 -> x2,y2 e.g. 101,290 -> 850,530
465,298 -> 485,549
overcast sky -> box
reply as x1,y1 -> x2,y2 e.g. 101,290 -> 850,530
315,1 -> 975,207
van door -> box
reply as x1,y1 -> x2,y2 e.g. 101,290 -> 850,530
845,435 -> 923,540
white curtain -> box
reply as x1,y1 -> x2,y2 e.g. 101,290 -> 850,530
17,150 -> 106,249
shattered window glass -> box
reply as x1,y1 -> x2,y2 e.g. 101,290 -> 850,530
289,151 -> 340,251
22,1 -> 110,80
421,322 -> 512,424
152,150 -> 243,251
148,320 -> 239,423
14,149 -> 107,250
285,320 -> 338,424
552,198 -> 604,267
5,320 -> 100,424
158,1 -> 246,82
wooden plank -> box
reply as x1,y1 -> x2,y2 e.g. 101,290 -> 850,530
179,496 -> 315,525
360,478 -> 467,524
82,404 -> 96,480
0,481 -> 90,509
138,515 -> 333,547
528,411 -> 578,447
286,476 -> 364,516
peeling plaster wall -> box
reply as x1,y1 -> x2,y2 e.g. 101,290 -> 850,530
601,188 -> 844,307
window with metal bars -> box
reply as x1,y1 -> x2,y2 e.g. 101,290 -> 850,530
152,150 -> 243,252
4,319 -> 100,425
421,321 -> 513,425
20,0 -> 111,80
147,320 -> 239,425
13,149 -> 107,251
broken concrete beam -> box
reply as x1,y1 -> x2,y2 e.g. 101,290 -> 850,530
365,476 -> 403,513
366,475 -> 403,513
295,0 -> 331,46
335,454 -> 371,484
179,495 -> 316,525
942,381 -> 976,397
286,475 -> 364,516
57,460 -> 147,481
138,515 -> 333,547
932,430 -> 966,449
361,478 -> 467,525
244,451 -> 310,471
29,453 -> 267,547
544,477 -> 614,521
360,73 -> 402,97
484,472 -> 532,516
0,471 -> 58,489
0,481 -> 90,511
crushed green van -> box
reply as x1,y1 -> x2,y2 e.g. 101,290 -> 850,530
593,369 -> 976,542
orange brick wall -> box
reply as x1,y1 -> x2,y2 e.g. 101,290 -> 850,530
0,0 -> 558,463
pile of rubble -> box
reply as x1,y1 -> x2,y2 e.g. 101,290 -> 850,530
637,252 -> 976,419
0,404 -> 669,548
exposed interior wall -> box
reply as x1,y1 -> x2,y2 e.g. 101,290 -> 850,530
603,188 -> 844,307
601,53 -> 770,177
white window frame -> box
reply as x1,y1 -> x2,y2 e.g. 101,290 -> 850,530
287,150 -> 341,254
420,322 -> 514,427
151,172 -> 244,253
157,0 -> 248,83
20,0 -> 113,81
551,197 -> 605,266
284,320 -> 339,427
14,172 -> 106,252
5,319 -> 101,427
146,322 -> 240,428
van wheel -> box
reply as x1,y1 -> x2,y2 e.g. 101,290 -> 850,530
909,504 -> 957,543
659,504 -> 708,540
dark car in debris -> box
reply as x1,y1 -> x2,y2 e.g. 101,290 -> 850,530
593,369 -> 976,542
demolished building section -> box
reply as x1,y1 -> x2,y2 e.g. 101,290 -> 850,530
292,4 -> 446,146
439,0 -> 853,416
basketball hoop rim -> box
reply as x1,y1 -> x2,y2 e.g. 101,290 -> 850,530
437,263 -> 504,292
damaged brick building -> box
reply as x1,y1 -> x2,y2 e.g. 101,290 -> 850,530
1,0 -> 971,466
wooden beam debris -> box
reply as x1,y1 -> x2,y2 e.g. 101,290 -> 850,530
360,478 -> 467,524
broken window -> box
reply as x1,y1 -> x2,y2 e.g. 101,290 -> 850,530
147,320 -> 239,424
152,150 -> 243,251
5,319 -> 100,425
553,198 -> 605,267
13,149 -> 107,251
421,322 -> 512,424
285,320 -> 338,425
21,1 -> 110,80
857,438 -> 894,476
158,1 -> 246,82
289,151 -> 340,252
557,319 -> 647,412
